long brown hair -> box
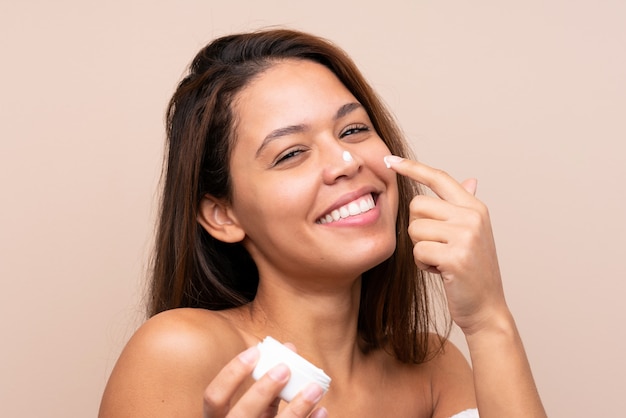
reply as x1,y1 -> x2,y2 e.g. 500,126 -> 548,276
149,28 -> 449,363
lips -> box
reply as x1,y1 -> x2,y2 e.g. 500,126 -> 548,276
316,193 -> 376,224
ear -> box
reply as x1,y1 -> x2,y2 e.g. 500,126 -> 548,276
197,195 -> 245,243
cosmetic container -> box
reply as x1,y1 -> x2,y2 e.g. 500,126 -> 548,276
251,336 -> 331,402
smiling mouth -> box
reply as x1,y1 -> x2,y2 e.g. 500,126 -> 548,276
316,193 -> 377,224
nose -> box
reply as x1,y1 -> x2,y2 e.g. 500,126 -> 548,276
321,145 -> 362,184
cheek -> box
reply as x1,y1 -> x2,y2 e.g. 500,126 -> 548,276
385,173 -> 400,222
364,141 -> 398,187
230,171 -> 316,230
372,154 -> 400,217
362,138 -> 392,167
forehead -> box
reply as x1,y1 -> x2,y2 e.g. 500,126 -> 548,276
232,59 -> 358,134
239,58 -> 351,100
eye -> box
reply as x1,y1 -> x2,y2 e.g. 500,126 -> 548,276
340,124 -> 370,139
273,147 -> 308,166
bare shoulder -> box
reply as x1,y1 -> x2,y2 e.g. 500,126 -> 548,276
99,308 -> 249,418
424,334 -> 477,418
120,308 -> 246,368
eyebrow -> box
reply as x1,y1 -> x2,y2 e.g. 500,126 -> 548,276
334,102 -> 362,121
255,102 -> 363,158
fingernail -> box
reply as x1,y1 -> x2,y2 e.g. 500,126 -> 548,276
301,383 -> 324,403
384,155 -> 403,168
267,364 -> 290,382
238,346 -> 259,365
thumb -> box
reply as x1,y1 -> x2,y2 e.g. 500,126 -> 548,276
461,178 -> 478,196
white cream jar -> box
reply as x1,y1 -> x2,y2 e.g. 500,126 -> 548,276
251,336 -> 331,402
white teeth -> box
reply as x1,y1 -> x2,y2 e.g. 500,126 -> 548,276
348,202 -> 360,216
318,194 -> 376,224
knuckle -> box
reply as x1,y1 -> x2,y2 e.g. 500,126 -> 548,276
408,196 -> 422,212
431,168 -> 450,183
475,201 -> 489,217
412,244 -> 423,265
413,243 -> 420,258
281,403 -> 311,418
412,243 -> 429,270
449,243 -> 473,271
253,375 -> 283,399
464,208 -> 485,232
203,385 -> 226,414
407,222 -> 419,241
458,225 -> 480,252
456,246 -> 472,266
466,197 -> 489,218
409,195 -> 432,217
203,385 -> 218,402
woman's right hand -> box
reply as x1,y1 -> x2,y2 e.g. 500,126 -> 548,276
203,346 -> 328,418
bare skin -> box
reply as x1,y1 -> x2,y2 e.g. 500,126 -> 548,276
387,157 -> 547,418
99,306 -> 475,417
99,60 -> 546,418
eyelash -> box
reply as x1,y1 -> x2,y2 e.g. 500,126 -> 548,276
273,148 -> 307,166
340,124 -> 369,138
272,124 -> 370,166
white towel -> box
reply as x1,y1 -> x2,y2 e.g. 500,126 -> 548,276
450,408 -> 479,418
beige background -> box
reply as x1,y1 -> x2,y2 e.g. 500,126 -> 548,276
1,1 -> 624,416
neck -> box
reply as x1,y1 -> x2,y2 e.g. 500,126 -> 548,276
244,274 -> 363,374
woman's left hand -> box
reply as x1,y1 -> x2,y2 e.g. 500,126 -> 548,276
385,156 -> 509,335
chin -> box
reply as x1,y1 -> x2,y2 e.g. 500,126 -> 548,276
358,235 -> 397,273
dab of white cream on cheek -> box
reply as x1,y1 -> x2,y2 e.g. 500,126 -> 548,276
342,150 -> 353,162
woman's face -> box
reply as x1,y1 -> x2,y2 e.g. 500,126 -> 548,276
227,59 -> 399,284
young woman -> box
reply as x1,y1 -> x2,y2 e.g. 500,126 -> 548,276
99,29 -> 547,418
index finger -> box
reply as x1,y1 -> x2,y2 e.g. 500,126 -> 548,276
383,155 -> 473,205
203,346 -> 260,416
